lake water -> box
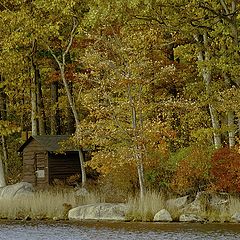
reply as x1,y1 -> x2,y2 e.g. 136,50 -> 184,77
0,221 -> 240,240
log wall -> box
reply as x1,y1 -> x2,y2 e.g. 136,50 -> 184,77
22,139 -> 48,187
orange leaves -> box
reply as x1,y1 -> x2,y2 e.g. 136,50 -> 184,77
171,146 -> 212,194
210,147 -> 240,193
171,146 -> 240,194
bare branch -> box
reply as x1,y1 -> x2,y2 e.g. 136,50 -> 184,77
0,3 -> 11,12
199,2 -> 236,22
48,46 -> 62,69
232,0 -> 237,13
63,17 -> 79,61
133,15 -> 166,25
220,0 -> 230,15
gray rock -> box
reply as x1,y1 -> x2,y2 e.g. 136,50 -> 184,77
183,192 -> 206,213
179,213 -> 204,222
209,193 -> 229,211
0,182 -> 34,198
68,203 -> 128,221
231,213 -> 240,223
166,195 -> 191,209
153,209 -> 172,222
183,192 -> 229,213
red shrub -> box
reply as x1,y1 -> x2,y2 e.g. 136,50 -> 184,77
210,147 -> 240,193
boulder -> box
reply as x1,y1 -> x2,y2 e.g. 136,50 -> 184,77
183,192 -> 229,213
209,193 -> 229,211
68,203 -> 128,221
183,192 -> 206,213
231,213 -> 240,223
0,182 -> 34,198
166,195 -> 191,210
179,213 -> 204,222
153,209 -> 172,222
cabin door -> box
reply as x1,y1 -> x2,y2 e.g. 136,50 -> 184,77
35,152 -> 48,187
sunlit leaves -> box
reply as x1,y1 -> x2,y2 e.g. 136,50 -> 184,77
0,120 -> 21,136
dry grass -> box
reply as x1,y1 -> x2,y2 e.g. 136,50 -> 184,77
126,191 -> 165,221
229,195 -> 240,216
2,187 -> 240,222
0,188 -> 103,220
199,195 -> 240,222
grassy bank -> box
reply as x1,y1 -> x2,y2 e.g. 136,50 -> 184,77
1,189 -> 240,222
0,188 -> 103,220
126,192 -> 240,223
126,191 -> 165,221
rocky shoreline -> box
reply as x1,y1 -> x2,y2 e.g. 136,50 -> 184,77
0,182 -> 240,223
68,192 -> 240,223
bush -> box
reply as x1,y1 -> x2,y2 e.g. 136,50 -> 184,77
96,161 -> 139,202
170,146 -> 212,195
210,147 -> 240,193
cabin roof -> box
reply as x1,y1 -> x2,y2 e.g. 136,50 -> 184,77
18,135 -> 72,152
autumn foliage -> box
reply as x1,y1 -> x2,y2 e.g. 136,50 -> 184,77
210,147 -> 240,193
2,0 -> 240,197
170,147 -> 212,195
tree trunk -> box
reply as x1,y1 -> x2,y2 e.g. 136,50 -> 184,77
1,136 -> 7,177
60,67 -> 79,126
135,149 -> 145,200
0,154 -> 6,187
51,82 -> 60,135
31,76 -> 38,136
227,110 -> 236,148
196,33 -> 222,149
31,41 -> 38,136
59,67 -> 86,188
209,104 -> 222,148
59,66 -> 87,187
223,73 -> 236,148
0,77 -> 8,177
238,117 -> 240,138
66,82 -> 76,134
128,85 -> 145,199
48,18 -> 87,188
36,70 -> 46,135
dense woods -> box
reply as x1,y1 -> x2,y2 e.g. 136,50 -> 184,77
1,0 -> 240,197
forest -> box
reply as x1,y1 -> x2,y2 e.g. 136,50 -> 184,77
1,0 -> 240,198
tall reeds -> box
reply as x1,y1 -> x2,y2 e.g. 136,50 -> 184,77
126,191 -> 165,221
0,188 -> 103,220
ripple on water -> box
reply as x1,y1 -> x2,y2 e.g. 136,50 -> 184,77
0,222 -> 240,240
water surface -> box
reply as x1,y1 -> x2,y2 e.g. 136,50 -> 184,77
0,221 -> 240,240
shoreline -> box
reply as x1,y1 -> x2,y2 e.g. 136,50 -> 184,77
0,218 -> 239,225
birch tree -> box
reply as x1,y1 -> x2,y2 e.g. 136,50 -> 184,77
48,17 -> 87,188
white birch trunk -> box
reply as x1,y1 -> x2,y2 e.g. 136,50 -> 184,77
238,117 -> 240,138
208,105 -> 222,148
196,33 -> 222,148
220,1 -> 238,147
128,85 -> 145,199
59,65 -> 86,188
1,136 -> 8,176
227,110 -> 236,148
31,78 -> 38,136
136,150 -> 145,200
0,154 -> 6,187
48,18 -> 87,188
37,76 -> 46,135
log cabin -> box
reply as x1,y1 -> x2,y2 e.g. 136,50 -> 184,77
18,135 -> 87,188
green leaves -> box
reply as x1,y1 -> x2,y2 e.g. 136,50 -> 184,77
0,120 -> 21,136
